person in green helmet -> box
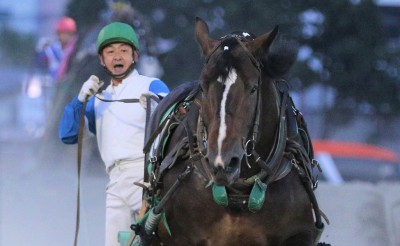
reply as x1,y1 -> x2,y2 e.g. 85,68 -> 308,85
58,22 -> 169,246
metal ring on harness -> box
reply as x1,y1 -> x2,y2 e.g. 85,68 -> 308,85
244,137 -> 256,157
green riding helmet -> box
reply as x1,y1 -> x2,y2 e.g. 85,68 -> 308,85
96,22 -> 139,54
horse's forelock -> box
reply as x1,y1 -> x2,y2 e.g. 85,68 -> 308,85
220,37 -> 239,49
208,38 -> 247,82
207,50 -> 233,82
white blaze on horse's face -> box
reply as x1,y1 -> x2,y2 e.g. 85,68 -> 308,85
214,68 -> 238,168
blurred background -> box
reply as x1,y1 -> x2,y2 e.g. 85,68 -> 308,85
1,0 -> 400,245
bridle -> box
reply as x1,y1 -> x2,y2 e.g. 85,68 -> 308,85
199,36 -> 325,226
198,34 -> 294,186
199,34 -> 265,167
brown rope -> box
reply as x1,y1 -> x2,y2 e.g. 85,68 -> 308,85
74,100 -> 87,246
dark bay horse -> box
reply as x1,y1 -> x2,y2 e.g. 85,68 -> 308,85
139,17 -> 328,246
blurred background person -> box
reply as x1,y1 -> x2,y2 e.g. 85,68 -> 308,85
24,16 -> 78,137
35,16 -> 78,82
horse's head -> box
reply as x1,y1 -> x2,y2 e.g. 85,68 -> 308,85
195,17 -> 278,186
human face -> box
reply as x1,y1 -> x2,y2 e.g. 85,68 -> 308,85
99,43 -> 137,83
57,31 -> 75,48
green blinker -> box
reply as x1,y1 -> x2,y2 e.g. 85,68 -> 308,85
248,178 -> 267,213
212,184 -> 228,206
147,162 -> 152,176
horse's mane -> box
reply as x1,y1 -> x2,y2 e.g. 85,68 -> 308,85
212,31 -> 298,79
264,39 -> 298,78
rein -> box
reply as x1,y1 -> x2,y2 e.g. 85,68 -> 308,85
252,80 -> 289,183
94,92 -> 160,104
74,100 -> 86,246
95,96 -> 139,103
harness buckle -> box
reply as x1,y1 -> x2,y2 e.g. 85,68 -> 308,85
150,156 -> 158,164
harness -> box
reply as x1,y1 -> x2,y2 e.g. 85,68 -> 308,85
134,83 -> 326,244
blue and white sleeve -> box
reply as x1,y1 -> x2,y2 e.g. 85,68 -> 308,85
58,97 -> 96,144
149,79 -> 170,98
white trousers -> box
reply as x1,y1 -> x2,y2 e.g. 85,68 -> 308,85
105,160 -> 144,246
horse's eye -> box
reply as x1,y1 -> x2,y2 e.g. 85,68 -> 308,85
250,85 -> 258,94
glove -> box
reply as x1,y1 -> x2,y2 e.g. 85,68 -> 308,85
139,92 -> 159,110
77,75 -> 104,102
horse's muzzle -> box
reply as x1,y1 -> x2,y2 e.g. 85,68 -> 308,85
211,157 -> 241,186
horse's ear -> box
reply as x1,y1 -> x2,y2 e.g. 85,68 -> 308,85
247,25 -> 279,58
195,17 -> 217,57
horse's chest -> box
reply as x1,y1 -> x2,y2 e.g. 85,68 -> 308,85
166,212 -> 274,245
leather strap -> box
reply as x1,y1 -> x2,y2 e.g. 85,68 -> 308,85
95,97 -> 140,103
74,100 -> 86,246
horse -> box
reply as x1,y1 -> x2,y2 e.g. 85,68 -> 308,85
138,17 -> 328,246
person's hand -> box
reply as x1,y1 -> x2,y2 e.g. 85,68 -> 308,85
139,92 -> 158,109
77,75 -> 104,102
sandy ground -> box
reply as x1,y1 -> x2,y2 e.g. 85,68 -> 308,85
0,126 -> 108,246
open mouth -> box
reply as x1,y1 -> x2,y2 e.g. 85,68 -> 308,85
113,64 -> 125,74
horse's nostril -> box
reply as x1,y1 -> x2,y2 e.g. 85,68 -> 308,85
210,157 -> 241,173
227,157 -> 240,172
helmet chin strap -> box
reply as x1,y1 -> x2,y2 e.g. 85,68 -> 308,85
103,61 -> 135,80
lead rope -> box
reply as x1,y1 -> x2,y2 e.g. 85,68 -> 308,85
74,99 -> 86,246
